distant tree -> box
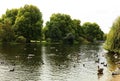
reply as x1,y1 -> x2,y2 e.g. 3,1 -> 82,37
104,16 -> 120,53
82,22 -> 104,42
44,13 -> 73,42
14,4 -> 43,43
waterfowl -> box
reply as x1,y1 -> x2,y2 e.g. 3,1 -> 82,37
101,62 -> 104,64
9,68 -> 14,72
95,58 -> 99,63
98,68 -> 103,74
1,62 -> 4,64
83,64 -> 85,67
104,64 -> 107,67
97,65 -> 103,74
73,64 -> 76,68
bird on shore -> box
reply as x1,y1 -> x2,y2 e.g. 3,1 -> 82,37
97,66 -> 103,74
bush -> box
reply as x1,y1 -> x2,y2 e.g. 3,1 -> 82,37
15,36 -> 26,43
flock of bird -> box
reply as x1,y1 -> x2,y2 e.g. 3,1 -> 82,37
1,46 -> 119,77
96,54 -> 107,75
0,47 -> 38,72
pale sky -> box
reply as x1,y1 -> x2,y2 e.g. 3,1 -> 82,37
0,0 -> 120,33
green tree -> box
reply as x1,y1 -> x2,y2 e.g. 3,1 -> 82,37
82,22 -> 104,42
1,9 -> 18,25
0,19 -> 15,42
44,13 -> 73,42
104,16 -> 120,53
14,4 -> 43,43
71,19 -> 84,42
0,9 -> 17,42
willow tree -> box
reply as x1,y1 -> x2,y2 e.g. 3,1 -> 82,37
0,9 -> 18,42
14,5 -> 43,43
104,16 -> 120,53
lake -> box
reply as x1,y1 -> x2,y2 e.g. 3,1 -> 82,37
0,43 -> 119,81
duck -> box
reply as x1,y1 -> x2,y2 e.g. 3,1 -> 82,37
97,66 -> 103,74
104,64 -> 107,67
98,69 -> 103,74
83,64 -> 85,67
41,61 -> 44,65
73,64 -> 76,68
112,70 -> 120,75
1,62 -> 4,64
9,68 -> 15,72
95,58 -> 99,63
101,62 -> 104,65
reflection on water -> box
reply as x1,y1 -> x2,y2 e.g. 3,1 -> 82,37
0,43 -> 119,81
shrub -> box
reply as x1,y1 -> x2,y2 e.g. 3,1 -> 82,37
15,36 -> 26,43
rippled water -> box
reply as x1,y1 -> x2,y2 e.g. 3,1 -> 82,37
0,43 -> 119,81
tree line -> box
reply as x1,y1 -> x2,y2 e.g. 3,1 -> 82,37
0,4 -> 104,44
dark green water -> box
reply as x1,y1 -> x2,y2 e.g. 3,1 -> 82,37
0,43 -> 118,81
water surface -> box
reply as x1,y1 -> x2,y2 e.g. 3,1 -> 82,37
0,43 -> 118,81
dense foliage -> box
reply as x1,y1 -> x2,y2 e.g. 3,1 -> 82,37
104,16 -> 120,53
0,4 -> 104,44
82,22 -> 104,42
44,13 -> 85,44
1,9 -> 18,25
0,20 -> 15,42
0,4 -> 43,43
14,5 -> 43,43
44,13 -> 104,44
